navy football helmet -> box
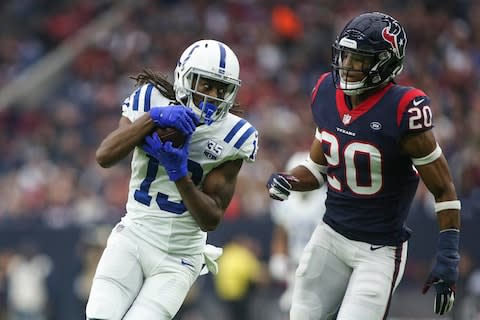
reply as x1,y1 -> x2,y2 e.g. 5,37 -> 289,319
332,12 -> 407,95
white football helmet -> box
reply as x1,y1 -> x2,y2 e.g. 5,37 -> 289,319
174,39 -> 241,124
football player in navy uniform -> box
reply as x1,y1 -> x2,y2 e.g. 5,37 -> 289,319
267,12 -> 460,319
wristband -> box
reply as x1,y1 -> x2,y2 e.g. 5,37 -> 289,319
434,200 -> 461,213
411,143 -> 442,166
435,229 -> 460,282
300,156 -> 326,186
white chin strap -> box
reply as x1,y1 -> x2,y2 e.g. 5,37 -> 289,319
339,76 -> 368,96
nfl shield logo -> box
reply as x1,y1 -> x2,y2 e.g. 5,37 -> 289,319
342,114 -> 352,125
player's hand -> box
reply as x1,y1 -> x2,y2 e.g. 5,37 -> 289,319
266,173 -> 299,201
422,276 -> 455,315
149,106 -> 198,135
142,132 -> 191,181
422,229 -> 459,315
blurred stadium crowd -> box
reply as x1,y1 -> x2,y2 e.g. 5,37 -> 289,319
0,0 -> 479,319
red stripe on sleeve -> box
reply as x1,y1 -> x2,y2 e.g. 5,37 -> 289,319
396,88 -> 426,127
311,72 -> 330,104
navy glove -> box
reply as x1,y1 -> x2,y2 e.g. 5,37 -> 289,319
266,173 -> 299,201
142,132 -> 191,182
149,106 -> 198,135
422,229 -> 460,315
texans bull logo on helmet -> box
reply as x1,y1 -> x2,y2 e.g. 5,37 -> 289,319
381,20 -> 407,59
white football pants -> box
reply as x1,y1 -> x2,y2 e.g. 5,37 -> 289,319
290,222 -> 408,320
86,224 -> 203,320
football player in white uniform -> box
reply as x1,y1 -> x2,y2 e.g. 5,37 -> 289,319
86,39 -> 258,320
269,152 -> 327,315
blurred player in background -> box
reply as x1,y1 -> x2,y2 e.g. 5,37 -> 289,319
267,12 -> 461,319
86,39 -> 258,320
268,151 -> 326,316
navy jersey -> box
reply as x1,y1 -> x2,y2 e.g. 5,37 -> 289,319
311,73 -> 433,245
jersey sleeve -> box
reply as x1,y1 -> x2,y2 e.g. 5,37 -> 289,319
397,88 -> 434,137
235,125 -> 258,163
121,84 -> 173,122
310,72 -> 330,105
222,118 -> 258,163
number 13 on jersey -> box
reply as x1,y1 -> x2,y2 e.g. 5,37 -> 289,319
134,156 -> 203,214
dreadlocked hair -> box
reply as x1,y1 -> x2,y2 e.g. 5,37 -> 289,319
229,102 -> 244,117
129,68 -> 245,117
129,69 -> 176,101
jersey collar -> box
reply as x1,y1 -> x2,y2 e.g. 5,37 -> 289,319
336,83 -> 393,126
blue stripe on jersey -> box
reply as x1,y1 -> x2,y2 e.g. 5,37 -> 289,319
234,127 -> 256,149
143,84 -> 154,111
224,119 -> 247,143
218,43 -> 226,74
132,89 -> 141,111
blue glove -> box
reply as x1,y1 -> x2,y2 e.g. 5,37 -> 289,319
149,106 -> 198,135
266,173 -> 299,201
422,229 -> 460,315
142,132 -> 191,182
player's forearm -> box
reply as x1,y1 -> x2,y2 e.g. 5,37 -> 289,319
415,154 -> 460,230
431,186 -> 460,230
271,226 -> 288,255
437,210 -> 461,230
432,189 -> 460,230
288,165 -> 322,191
175,177 -> 223,231
96,115 -> 155,167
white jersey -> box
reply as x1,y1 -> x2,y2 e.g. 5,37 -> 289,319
270,152 -> 326,264
120,84 -> 258,255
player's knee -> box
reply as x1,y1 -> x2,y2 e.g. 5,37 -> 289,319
123,298 -> 175,320
86,276 -> 135,320
290,298 -> 326,320
290,306 -> 317,320
86,297 -> 120,320
86,308 -> 115,320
